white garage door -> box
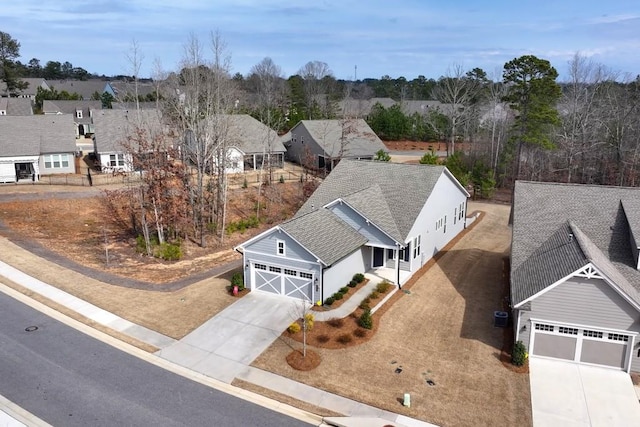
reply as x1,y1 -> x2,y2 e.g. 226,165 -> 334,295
531,322 -> 631,370
252,262 -> 314,302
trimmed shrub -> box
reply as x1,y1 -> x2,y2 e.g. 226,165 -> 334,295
339,286 -> 349,294
369,291 -> 380,299
333,292 -> 344,301
353,328 -> 367,338
279,174 -> 285,183
225,215 -> 260,234
359,301 -> 370,311
315,334 -> 330,344
324,297 -> 335,306
288,322 -> 301,334
347,280 -> 357,288
242,177 -> 248,188
358,308 -> 373,330
336,333 -> 353,344
511,340 -> 527,366
156,242 -> 182,261
303,313 -> 314,331
376,280 -> 391,293
231,272 -> 244,290
352,273 -> 365,283
327,318 -> 344,328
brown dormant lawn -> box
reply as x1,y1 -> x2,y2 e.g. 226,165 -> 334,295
252,202 -> 532,427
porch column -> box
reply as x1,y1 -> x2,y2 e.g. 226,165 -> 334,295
395,247 -> 400,287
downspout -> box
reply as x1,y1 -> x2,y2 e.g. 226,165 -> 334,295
396,244 -> 401,289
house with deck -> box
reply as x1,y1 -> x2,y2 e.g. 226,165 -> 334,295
511,181 -> 640,372
235,160 -> 469,303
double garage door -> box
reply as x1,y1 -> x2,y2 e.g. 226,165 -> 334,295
531,322 -> 632,370
252,262 -> 314,302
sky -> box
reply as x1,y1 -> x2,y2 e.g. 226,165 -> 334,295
2,0 -> 640,81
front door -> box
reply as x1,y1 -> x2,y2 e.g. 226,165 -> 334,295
373,247 -> 384,267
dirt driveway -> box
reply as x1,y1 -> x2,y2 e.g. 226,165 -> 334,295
253,202 -> 532,427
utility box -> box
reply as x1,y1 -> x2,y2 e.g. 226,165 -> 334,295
403,393 -> 411,407
494,311 -> 508,327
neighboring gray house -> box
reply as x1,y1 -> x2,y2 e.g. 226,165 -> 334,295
235,160 -> 469,303
92,109 -> 170,172
47,80 -> 115,100
285,119 -> 386,171
337,97 -> 396,118
0,78 -> 50,98
225,114 -> 286,173
511,181 -> 640,372
43,100 -> 102,153
0,98 -> 34,115
0,115 -> 77,183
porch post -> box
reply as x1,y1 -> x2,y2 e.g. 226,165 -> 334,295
395,246 -> 400,287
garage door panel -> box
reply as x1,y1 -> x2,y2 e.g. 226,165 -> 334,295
284,276 -> 312,302
580,340 -> 626,369
255,270 -> 281,294
533,334 -> 577,360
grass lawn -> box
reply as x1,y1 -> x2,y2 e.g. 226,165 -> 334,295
252,202 -> 532,427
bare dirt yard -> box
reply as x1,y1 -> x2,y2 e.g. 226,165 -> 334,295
0,181 -> 307,339
253,202 -> 532,427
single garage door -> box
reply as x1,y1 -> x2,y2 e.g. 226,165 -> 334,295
252,262 -> 313,302
531,323 -> 630,370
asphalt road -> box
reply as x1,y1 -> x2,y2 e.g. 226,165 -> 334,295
0,292 -> 309,427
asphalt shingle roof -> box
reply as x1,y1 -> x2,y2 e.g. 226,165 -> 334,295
48,80 -> 111,100
0,115 -> 76,156
43,100 -> 102,125
92,109 -> 167,153
280,209 -> 368,266
511,181 -> 640,306
295,119 -> 386,158
298,159 -> 454,243
0,98 -> 33,115
225,115 -> 285,155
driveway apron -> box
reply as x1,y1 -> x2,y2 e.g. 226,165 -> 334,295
157,292 -> 300,383
529,358 -> 640,426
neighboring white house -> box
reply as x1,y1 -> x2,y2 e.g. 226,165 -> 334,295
0,115 -> 77,183
511,181 -> 640,373
92,109 -> 170,173
235,160 -> 470,303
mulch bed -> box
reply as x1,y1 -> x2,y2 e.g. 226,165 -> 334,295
286,349 -> 321,371
311,279 -> 369,311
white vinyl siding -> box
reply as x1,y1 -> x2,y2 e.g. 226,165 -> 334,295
44,154 -> 70,169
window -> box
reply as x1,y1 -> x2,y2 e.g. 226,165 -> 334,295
454,208 -> 457,225
254,263 -> 266,270
558,327 -> 578,335
76,110 -> 83,119
413,235 -> 421,258
277,240 -> 285,256
534,323 -> 554,332
0,110 -> 6,115
109,154 -> 125,167
284,269 -> 297,276
459,202 -> 464,220
269,266 -> 281,273
44,154 -> 70,169
607,333 -> 629,342
583,330 -> 604,339
300,272 -> 312,279
435,217 -> 443,231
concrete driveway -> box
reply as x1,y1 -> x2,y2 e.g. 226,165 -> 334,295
157,292 -> 300,383
530,358 -> 640,426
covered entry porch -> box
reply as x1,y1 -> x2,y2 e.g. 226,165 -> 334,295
366,244 -> 411,286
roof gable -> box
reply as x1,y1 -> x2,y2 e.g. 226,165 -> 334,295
297,119 -> 386,158
0,115 -> 76,156
297,160 -> 462,242
93,109 -> 169,153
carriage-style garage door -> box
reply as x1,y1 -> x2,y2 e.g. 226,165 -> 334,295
251,262 -> 314,302
531,322 -> 631,370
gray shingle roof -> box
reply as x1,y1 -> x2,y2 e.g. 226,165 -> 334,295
0,98 -> 33,115
112,102 -> 159,110
92,109 -> 167,153
511,181 -> 640,306
0,78 -> 49,96
48,80 -> 111,100
298,159 -> 459,242
295,119 -> 386,158
280,209 -> 368,266
0,115 -> 76,156
43,100 -> 102,125
226,115 -> 285,155
622,199 -> 640,248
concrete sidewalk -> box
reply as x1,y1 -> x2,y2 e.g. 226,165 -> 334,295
0,261 -> 175,349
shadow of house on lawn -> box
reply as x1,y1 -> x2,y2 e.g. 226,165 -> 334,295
437,247 -> 510,350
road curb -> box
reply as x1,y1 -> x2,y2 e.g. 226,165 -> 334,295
0,393 -> 52,427
0,282 -> 324,426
